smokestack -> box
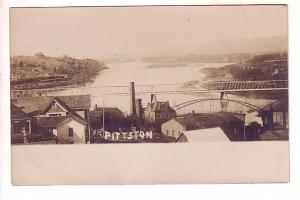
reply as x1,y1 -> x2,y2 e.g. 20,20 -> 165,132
151,94 -> 157,103
135,98 -> 143,119
129,82 -> 136,116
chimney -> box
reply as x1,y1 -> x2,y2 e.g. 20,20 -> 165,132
135,98 -> 143,119
129,82 -> 136,116
151,94 -> 157,103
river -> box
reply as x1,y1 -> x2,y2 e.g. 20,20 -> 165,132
50,60 -> 276,124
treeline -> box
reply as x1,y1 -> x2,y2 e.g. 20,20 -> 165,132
201,53 -> 288,81
142,53 -> 254,63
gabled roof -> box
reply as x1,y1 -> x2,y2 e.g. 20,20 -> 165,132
146,101 -> 175,113
42,97 -> 70,115
43,97 -> 87,121
11,95 -> 91,114
37,115 -> 87,128
11,103 -> 31,120
58,95 -> 91,109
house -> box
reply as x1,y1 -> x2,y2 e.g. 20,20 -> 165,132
176,127 -> 230,143
11,103 -> 32,144
161,112 -> 244,141
11,95 -> 91,144
89,106 -> 125,131
36,115 -> 87,144
144,94 -> 176,125
12,95 -> 91,119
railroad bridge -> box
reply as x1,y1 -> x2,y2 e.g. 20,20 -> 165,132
205,80 -> 288,92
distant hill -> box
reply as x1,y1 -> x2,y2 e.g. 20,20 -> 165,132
141,36 -> 287,62
200,36 -> 288,55
10,54 -> 108,89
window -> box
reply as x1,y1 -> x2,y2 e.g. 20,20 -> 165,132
68,128 -> 73,137
53,129 -> 58,136
49,113 -> 62,117
234,128 -> 238,135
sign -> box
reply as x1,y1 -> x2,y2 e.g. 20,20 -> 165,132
91,130 -> 153,142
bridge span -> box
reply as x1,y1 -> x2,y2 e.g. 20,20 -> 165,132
11,80 -> 288,99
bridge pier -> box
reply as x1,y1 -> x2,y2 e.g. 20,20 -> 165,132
220,92 -> 229,112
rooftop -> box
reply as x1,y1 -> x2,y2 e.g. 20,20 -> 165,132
146,101 -> 175,113
37,114 -> 86,128
11,103 -> 31,120
180,127 -> 230,143
90,107 -> 124,118
175,112 -> 244,129
12,95 -> 91,114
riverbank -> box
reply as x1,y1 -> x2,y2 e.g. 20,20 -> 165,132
11,54 -> 108,90
200,53 -> 288,81
195,53 -> 288,99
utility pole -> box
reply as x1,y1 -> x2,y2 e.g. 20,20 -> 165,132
103,100 -> 105,135
243,114 -> 246,141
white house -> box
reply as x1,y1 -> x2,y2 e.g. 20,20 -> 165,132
12,95 -> 91,144
37,116 -> 86,144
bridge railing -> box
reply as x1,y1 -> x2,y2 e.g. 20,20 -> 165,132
206,80 -> 288,90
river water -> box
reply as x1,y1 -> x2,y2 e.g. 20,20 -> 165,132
51,60 -> 275,124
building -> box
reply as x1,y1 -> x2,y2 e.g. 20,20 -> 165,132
135,98 -> 143,119
261,99 -> 288,129
11,95 -> 91,144
176,127 -> 230,143
258,99 -> 288,141
89,106 -> 125,131
12,95 -> 91,119
144,94 -> 176,125
11,103 -> 32,144
161,112 -> 244,141
36,115 -> 87,144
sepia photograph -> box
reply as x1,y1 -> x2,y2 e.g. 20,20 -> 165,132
8,5 -> 289,185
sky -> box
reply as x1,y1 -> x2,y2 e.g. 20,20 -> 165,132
10,5 -> 288,59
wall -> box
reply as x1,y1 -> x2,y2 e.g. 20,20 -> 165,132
57,120 -> 85,144
144,109 -> 155,123
161,119 -> 186,139
44,111 -> 66,117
